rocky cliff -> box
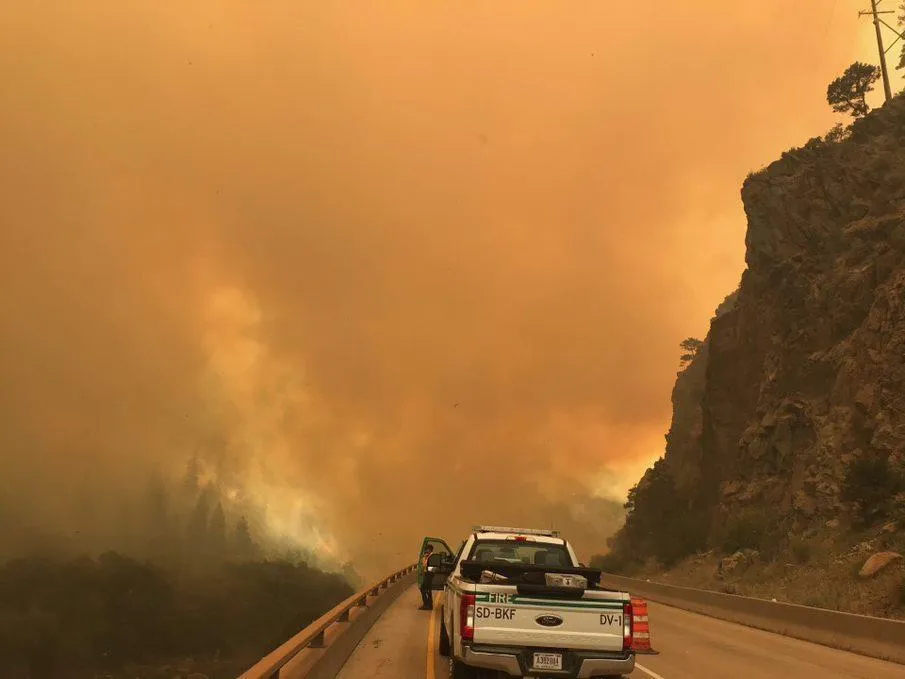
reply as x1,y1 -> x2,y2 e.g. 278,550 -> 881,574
707,94 -> 905,540
606,94 -> 905,588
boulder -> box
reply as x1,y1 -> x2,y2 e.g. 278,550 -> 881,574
718,550 -> 756,575
857,551 -> 903,578
792,491 -> 817,517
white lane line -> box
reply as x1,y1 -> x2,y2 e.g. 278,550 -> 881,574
636,662 -> 667,679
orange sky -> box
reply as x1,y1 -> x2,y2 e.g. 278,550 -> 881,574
1,1 -> 902,574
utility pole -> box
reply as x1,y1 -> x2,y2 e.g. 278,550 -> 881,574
859,0 -> 901,102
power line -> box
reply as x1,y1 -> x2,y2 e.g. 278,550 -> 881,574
858,0 -> 904,102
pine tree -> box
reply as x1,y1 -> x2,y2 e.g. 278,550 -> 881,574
826,62 -> 881,118
678,337 -> 703,368
209,501 -> 227,560
145,472 -> 171,560
234,515 -> 255,560
186,485 -> 213,557
177,454 -> 203,522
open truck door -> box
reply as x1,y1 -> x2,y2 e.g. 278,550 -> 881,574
417,536 -> 454,590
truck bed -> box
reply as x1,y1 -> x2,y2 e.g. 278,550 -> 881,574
459,560 -> 606,588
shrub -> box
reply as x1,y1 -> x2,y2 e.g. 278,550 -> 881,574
824,122 -> 851,144
655,509 -> 710,568
841,452 -> 905,525
720,510 -> 770,554
804,586 -> 843,610
590,551 -> 642,576
802,136 -> 824,151
591,552 -> 621,573
790,537 -> 812,565
616,458 -> 711,568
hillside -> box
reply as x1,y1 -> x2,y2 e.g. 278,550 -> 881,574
601,93 -> 905,617
0,554 -> 353,679
0,456 -> 362,678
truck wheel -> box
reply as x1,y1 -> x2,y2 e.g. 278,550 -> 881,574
438,620 -> 450,656
448,658 -> 477,679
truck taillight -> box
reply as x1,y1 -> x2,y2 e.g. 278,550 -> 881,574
622,601 -> 633,652
461,594 -> 476,641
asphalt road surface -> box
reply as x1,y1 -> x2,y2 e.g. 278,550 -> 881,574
335,585 -> 446,679
334,585 -> 905,678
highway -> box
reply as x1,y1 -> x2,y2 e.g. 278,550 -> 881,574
334,585 -> 905,679
334,585 -> 446,679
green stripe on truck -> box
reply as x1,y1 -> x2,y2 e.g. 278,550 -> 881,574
474,594 -> 624,610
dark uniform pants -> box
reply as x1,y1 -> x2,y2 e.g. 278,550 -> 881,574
421,573 -> 434,608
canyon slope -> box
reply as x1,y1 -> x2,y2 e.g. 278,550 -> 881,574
602,93 -> 905,617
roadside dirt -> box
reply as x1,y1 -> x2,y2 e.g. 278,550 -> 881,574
636,529 -> 905,621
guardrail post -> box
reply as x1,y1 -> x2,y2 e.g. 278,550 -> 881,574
308,630 -> 326,648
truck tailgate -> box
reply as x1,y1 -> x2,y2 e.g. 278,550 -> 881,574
472,591 -> 626,651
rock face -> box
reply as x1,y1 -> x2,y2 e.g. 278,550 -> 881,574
611,94 -> 905,565
700,95 -> 905,540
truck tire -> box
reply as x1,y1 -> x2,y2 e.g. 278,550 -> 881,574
438,620 -> 450,656
449,658 -> 478,679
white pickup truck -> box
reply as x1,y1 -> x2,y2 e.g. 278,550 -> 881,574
429,526 -> 635,679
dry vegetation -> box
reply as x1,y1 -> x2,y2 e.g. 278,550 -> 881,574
637,521 -> 905,620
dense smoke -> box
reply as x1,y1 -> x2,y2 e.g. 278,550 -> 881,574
1,1 -> 898,577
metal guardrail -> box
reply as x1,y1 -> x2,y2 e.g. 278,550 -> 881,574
239,563 -> 417,679
601,572 -> 905,665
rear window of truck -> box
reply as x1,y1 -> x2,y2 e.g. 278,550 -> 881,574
467,540 -> 572,566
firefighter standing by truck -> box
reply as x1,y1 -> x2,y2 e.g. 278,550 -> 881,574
419,544 -> 434,609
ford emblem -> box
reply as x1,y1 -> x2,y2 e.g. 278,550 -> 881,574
535,614 -> 564,627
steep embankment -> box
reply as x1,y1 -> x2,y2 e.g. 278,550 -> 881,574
603,93 -> 905,617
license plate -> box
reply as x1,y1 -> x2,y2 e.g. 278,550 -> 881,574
532,652 -> 563,670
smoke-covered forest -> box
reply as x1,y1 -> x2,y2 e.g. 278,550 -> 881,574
0,457 -> 359,679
